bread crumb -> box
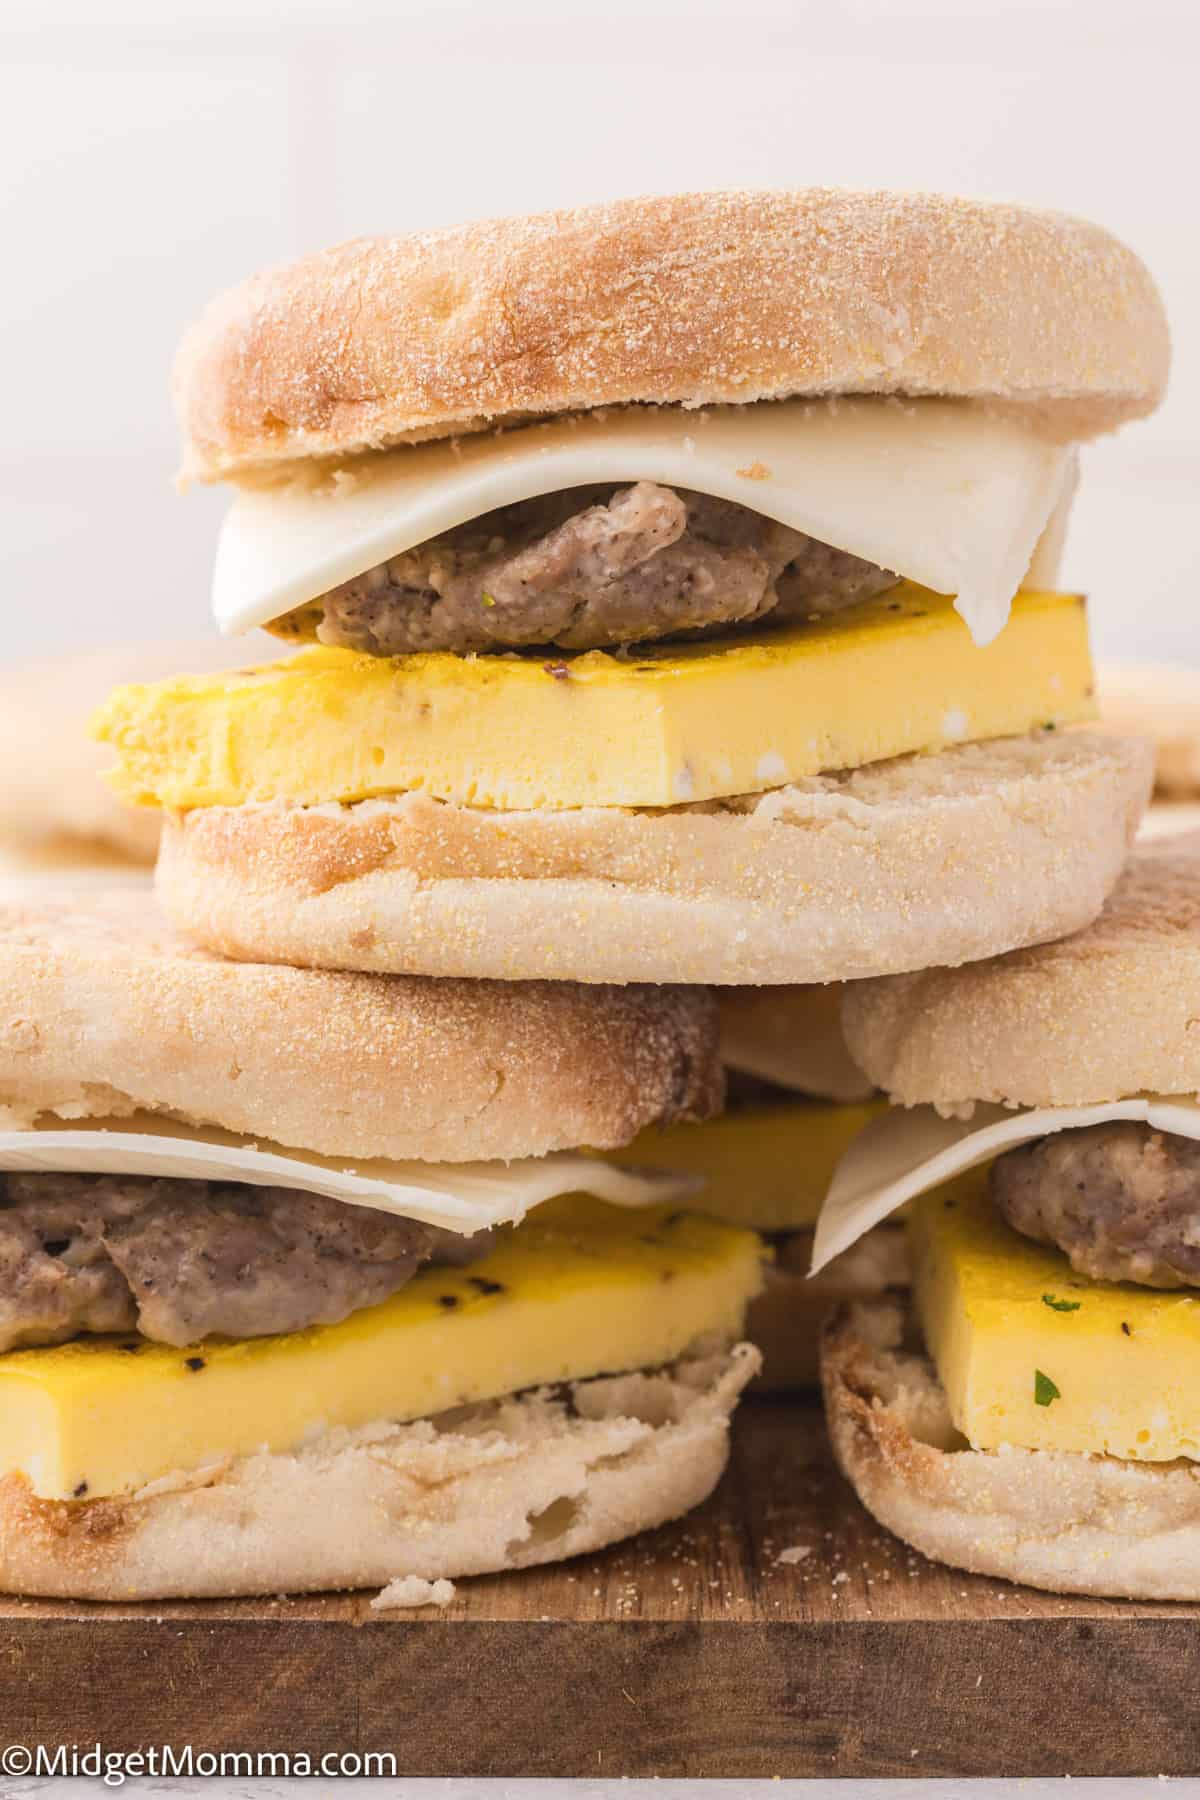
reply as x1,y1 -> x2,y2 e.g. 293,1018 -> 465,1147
370,1575 -> 456,1611
777,1545 -> 813,1565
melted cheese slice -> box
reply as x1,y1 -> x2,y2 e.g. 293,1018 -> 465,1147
0,1197 -> 763,1499
96,587 -> 1095,813
812,1095 -> 1200,1273
0,1113 -> 698,1237
608,1100 -> 886,1232
912,1172 -> 1200,1461
215,399 -> 1073,648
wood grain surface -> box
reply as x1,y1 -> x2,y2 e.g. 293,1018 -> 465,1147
2,1397 -> 1198,1778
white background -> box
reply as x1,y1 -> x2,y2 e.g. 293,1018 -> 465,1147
3,0 -> 1198,668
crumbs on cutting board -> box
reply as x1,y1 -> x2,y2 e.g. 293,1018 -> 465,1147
370,1575 -> 456,1612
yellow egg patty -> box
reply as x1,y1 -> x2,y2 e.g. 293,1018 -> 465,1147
0,1197 -> 762,1499
94,587 -> 1095,813
912,1173 -> 1200,1462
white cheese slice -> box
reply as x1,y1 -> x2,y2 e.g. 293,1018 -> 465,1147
811,1096 -> 1200,1274
1026,449 -> 1077,588
0,1113 -> 699,1237
214,398 -> 1073,649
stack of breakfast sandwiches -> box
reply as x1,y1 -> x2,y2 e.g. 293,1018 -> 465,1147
0,188 -> 1175,1604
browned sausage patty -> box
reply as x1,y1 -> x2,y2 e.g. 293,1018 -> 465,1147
0,1172 -> 441,1349
276,482 -> 893,655
991,1122 -> 1200,1288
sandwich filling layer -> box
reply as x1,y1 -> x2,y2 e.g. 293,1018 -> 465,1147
0,1113 -> 695,1238
276,481 -> 895,655
909,1170 -> 1200,1463
0,1194 -> 763,1500
0,1171 -> 442,1351
213,397 -> 1074,648
95,586 -> 1094,813
990,1121 -> 1200,1288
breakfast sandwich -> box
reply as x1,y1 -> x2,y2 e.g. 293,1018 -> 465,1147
818,833 -> 1200,1600
611,984 -> 903,1387
0,891 -> 761,1600
94,188 -> 1161,985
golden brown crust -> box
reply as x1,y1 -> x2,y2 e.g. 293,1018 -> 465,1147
0,888 -> 721,1160
0,1344 -> 756,1599
155,732 -> 1153,985
176,190 -> 1169,481
842,830 -> 1200,1110
823,1296 -> 1200,1600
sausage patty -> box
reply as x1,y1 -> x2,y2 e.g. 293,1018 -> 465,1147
0,1172 -> 442,1349
277,482 -> 894,655
990,1122 -> 1200,1288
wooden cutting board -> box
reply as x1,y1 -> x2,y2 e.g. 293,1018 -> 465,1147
2,1396 -> 1198,1778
